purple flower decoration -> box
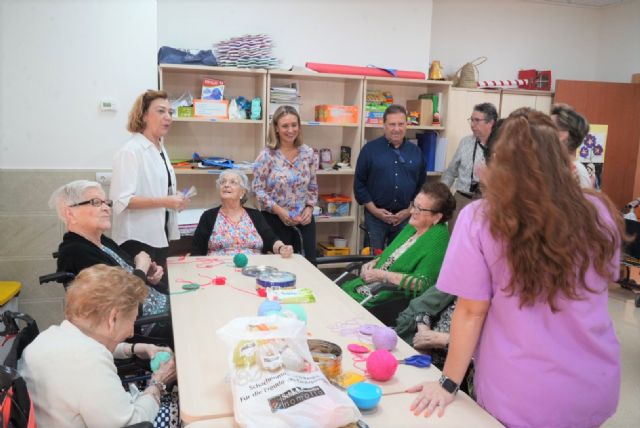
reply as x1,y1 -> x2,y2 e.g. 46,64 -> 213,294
583,134 -> 597,149
592,144 -> 603,156
579,146 -> 590,158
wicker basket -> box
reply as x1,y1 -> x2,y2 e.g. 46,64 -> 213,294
454,57 -> 487,88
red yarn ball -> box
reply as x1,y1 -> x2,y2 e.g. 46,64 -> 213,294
366,349 -> 398,381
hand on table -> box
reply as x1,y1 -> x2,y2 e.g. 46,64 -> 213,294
279,245 -> 294,258
407,381 -> 455,418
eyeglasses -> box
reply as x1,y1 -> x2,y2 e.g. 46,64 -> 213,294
68,198 -> 113,208
409,201 -> 437,213
467,117 -> 488,124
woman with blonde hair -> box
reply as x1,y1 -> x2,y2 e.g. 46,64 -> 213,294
19,265 -> 177,427
408,109 -> 623,428
252,105 -> 318,263
110,90 -> 190,291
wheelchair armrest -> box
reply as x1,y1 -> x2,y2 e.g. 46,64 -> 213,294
134,312 -> 171,328
39,272 -> 74,285
316,255 -> 374,265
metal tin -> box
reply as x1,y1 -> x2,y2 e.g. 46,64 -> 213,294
241,265 -> 278,278
307,339 -> 342,380
255,271 -> 296,289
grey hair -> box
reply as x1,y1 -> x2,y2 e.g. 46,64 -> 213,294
216,170 -> 250,204
49,180 -> 103,221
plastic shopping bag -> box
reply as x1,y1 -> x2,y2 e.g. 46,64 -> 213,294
218,316 -> 361,428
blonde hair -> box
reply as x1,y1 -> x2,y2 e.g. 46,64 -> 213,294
65,265 -> 147,325
49,180 -> 103,222
127,90 -> 169,133
267,105 -> 303,149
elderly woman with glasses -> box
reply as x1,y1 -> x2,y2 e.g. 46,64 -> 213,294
191,170 -> 293,257
341,182 -> 455,325
50,180 -> 170,340
19,265 -> 177,427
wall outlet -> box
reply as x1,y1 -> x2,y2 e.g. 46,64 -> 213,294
96,172 -> 112,185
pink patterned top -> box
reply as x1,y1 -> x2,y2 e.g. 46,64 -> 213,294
252,144 -> 318,217
207,210 -> 263,255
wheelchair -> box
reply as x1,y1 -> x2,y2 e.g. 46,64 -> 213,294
618,218 -> 640,308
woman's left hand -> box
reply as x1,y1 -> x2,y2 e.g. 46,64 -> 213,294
146,262 -> 164,285
134,343 -> 173,360
299,206 -> 313,225
279,245 -> 294,258
407,381 -> 455,418
413,330 -> 449,350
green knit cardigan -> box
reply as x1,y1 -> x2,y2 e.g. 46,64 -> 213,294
341,223 -> 450,309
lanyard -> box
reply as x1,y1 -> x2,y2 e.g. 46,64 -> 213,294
469,139 -> 487,182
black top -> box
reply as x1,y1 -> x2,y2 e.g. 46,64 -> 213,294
57,231 -> 147,284
191,206 -> 281,256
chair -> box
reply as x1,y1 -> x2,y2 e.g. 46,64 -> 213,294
619,219 -> 640,308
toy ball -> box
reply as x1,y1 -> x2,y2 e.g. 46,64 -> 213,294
233,253 -> 249,268
258,300 -> 282,316
281,304 -> 307,323
372,327 -> 398,351
366,349 -> 398,382
359,324 -> 380,336
347,382 -> 382,410
150,351 -> 172,372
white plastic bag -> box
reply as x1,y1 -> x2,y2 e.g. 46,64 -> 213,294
218,316 -> 361,428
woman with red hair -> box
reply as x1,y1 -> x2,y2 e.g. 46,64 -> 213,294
408,109 -> 623,428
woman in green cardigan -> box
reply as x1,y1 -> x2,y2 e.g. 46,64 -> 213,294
341,182 -> 455,325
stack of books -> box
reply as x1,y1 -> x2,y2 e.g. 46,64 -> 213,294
269,83 -> 300,119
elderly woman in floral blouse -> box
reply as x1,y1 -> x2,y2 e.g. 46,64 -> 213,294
252,105 -> 319,264
191,170 -> 293,258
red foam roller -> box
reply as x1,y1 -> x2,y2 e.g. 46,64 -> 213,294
305,62 -> 426,80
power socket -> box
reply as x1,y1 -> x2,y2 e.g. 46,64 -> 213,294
96,172 -> 112,186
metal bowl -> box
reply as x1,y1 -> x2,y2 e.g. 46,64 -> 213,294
241,265 -> 278,278
256,271 -> 296,289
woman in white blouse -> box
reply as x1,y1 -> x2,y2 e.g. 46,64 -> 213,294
110,90 -> 189,291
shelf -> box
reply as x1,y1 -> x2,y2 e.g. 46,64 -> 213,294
317,168 -> 355,175
269,69 -> 363,82
174,168 -> 254,176
172,117 -> 264,124
159,64 -> 267,76
315,215 -> 356,223
364,124 -> 445,131
366,77 -> 453,87
301,121 -> 359,128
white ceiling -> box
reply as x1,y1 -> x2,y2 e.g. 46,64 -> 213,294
525,0 -> 626,7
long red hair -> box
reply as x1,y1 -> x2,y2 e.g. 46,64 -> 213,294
483,109 -> 624,311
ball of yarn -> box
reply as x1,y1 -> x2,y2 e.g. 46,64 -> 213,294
150,351 -> 172,372
281,304 -> 307,323
372,327 -> 398,351
233,253 -> 249,268
258,300 -> 282,316
366,349 -> 398,382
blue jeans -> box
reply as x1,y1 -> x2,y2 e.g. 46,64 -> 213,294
364,210 -> 408,252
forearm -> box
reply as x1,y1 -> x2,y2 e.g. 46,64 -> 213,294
441,304 -> 486,384
127,195 -> 171,210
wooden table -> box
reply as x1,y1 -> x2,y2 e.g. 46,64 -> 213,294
168,254 -> 501,426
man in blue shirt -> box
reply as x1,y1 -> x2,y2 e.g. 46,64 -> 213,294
354,104 -> 426,251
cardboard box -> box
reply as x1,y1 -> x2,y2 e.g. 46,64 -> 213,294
318,243 -> 350,256
406,99 -> 433,126
315,105 -> 359,124
319,194 -> 351,217
365,104 -> 386,124
632,73 -> 640,84
193,99 -> 229,119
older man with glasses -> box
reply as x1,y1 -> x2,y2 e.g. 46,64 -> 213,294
355,104 -> 426,252
441,102 -> 497,231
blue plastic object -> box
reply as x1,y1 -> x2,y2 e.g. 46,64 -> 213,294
397,354 -> 432,368
150,351 -> 172,372
258,300 -> 282,316
347,382 -> 382,410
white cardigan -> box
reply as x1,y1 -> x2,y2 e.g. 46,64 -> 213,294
18,321 -> 159,428
110,132 -> 179,248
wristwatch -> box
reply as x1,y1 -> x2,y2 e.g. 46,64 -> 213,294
439,374 -> 459,395
414,312 -> 433,327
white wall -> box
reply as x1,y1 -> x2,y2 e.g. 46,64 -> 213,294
0,0 -> 157,169
157,0 -> 433,72
596,0 -> 640,83
430,0 -> 602,87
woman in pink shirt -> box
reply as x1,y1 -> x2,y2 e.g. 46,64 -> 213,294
408,109 -> 623,428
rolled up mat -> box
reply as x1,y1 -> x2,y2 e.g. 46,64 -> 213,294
306,62 -> 426,80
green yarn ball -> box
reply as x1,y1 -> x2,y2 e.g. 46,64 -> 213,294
233,253 -> 249,268
150,351 -> 171,372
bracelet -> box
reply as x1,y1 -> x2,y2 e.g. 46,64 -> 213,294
131,343 -> 137,357
384,271 -> 389,283
150,379 -> 167,393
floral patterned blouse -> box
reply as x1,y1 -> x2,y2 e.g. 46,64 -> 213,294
252,144 -> 318,217
208,210 -> 263,255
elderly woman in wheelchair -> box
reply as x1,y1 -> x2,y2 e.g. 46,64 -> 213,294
341,182 -> 455,325
50,180 -> 171,342
19,265 -> 177,427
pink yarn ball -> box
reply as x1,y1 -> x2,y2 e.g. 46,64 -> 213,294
372,327 -> 398,351
366,349 -> 398,381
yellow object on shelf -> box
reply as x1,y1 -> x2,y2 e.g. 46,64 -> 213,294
318,243 -> 350,256
0,281 -> 21,306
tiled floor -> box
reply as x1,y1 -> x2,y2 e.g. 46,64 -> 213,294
603,284 -> 640,427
